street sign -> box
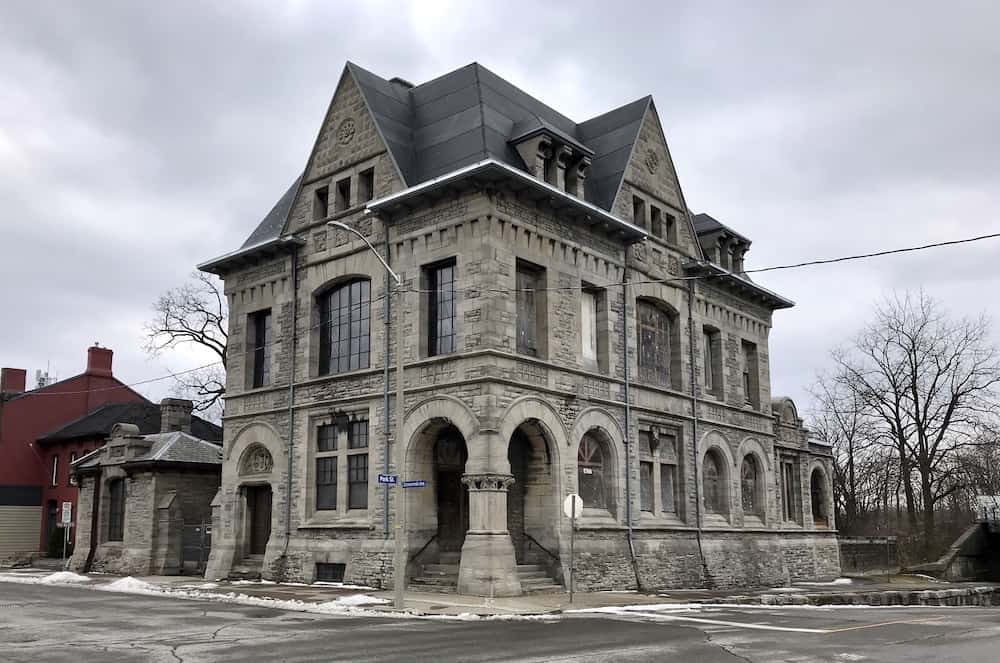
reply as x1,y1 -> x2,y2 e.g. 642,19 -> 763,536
402,480 -> 426,488
61,501 -> 72,525
377,473 -> 398,485
563,493 -> 584,519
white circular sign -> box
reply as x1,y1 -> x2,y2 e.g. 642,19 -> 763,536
563,493 -> 584,519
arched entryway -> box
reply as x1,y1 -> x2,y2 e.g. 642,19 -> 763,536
506,420 -> 556,565
434,426 -> 469,553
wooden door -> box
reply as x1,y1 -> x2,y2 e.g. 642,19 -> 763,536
246,485 -> 271,555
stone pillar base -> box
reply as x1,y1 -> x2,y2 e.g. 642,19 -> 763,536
458,532 -> 522,596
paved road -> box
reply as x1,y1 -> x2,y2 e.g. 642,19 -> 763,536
1,583 -> 999,662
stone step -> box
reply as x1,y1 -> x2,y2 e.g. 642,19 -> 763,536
516,564 -> 544,573
517,571 -> 549,580
521,583 -> 563,594
439,553 -> 461,564
421,564 -> 459,575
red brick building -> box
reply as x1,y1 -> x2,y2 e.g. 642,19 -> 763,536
0,346 -> 147,560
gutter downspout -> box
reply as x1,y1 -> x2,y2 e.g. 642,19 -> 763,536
622,266 -> 642,592
687,277 -> 712,587
382,231 -> 391,539
281,244 -> 300,558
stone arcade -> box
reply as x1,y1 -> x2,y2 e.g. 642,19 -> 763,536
199,62 -> 839,595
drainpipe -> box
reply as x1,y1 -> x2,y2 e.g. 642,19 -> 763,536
382,231 -> 391,539
282,243 -> 300,558
687,277 -> 711,587
621,266 -> 642,592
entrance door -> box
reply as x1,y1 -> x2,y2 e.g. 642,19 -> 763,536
507,431 -> 530,562
245,485 -> 272,556
434,431 -> 468,553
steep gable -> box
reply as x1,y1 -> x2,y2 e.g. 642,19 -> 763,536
611,102 -> 702,258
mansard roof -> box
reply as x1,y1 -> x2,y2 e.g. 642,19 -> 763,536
348,61 -> 650,212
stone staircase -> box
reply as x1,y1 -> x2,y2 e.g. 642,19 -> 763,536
409,554 -> 563,594
517,563 -> 562,593
228,554 -> 263,581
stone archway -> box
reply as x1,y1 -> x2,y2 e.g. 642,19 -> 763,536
507,419 -> 557,564
433,426 -> 469,554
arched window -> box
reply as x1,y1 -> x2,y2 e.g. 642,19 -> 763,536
578,432 -> 612,512
637,300 -> 680,389
741,455 -> 762,517
319,279 -> 371,375
703,450 -> 724,514
811,469 -> 828,526
107,479 -> 125,542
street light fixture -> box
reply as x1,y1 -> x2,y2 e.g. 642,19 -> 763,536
327,219 -> 406,609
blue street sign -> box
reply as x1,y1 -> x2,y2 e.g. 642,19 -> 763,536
402,480 -> 427,488
377,474 -> 397,485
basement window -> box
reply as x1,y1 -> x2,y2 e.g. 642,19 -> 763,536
315,562 -> 346,582
335,177 -> 351,212
312,186 -> 329,221
358,168 -> 375,203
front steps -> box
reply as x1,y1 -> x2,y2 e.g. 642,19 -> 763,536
409,554 -> 563,594
228,554 -> 263,581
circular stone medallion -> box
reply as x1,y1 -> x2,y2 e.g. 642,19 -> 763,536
645,149 -> 660,174
337,118 -> 356,145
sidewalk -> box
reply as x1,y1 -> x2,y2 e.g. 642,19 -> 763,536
2,567 -> 997,615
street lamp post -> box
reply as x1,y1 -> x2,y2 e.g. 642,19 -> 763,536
327,220 -> 406,609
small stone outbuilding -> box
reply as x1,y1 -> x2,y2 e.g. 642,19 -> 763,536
70,399 -> 222,575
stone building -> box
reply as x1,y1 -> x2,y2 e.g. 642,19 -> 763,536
198,62 -> 838,594
70,399 -> 222,575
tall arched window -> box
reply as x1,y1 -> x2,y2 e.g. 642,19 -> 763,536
703,450 -> 724,514
319,279 -> 371,375
811,469 -> 828,526
107,478 -> 125,542
637,301 -> 670,386
741,455 -> 762,517
578,432 -> 612,512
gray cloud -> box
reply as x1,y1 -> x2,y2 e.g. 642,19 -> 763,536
2,0 -> 998,414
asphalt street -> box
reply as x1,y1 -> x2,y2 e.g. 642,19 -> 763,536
1,582 -> 999,662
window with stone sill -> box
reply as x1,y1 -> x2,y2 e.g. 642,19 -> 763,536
318,279 -> 371,375
741,454 -> 764,520
581,285 -> 608,372
637,299 -> 681,390
578,431 -> 615,516
702,449 -> 727,516
516,260 -> 546,358
638,430 -> 683,518
313,417 -> 370,514
107,478 -> 126,542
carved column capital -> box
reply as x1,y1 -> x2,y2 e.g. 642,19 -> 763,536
461,473 -> 515,491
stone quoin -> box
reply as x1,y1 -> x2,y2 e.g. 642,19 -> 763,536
198,61 -> 839,595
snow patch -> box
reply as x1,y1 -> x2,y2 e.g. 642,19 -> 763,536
767,587 -> 806,593
99,577 -> 161,594
332,594 -> 390,606
795,578 -> 854,587
0,571 -> 90,585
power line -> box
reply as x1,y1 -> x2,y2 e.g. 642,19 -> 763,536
16,230 -> 1000,398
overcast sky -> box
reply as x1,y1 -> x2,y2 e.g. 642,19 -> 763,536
2,1 -> 998,417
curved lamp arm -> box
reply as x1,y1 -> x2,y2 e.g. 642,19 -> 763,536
327,220 -> 401,285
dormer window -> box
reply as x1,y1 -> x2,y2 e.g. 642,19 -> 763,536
511,128 -> 593,198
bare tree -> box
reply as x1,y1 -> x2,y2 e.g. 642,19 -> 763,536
145,272 -> 228,417
824,291 -> 1000,558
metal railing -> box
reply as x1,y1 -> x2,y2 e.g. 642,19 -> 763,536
408,534 -> 438,563
523,532 -> 560,564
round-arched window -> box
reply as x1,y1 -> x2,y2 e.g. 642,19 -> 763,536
811,469 -> 828,526
703,450 -> 724,514
741,455 -> 762,516
578,432 -> 612,511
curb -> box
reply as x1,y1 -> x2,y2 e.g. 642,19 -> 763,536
702,586 -> 1000,607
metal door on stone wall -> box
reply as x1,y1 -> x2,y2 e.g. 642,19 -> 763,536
182,522 -> 212,574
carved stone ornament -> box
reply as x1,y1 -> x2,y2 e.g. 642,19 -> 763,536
461,473 -> 516,491
337,118 -> 356,145
645,149 -> 660,174
241,445 -> 273,475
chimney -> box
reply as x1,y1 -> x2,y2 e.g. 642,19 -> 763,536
160,398 -> 193,434
86,345 -> 113,377
1,368 -> 27,395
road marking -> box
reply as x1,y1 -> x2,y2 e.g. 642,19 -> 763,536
625,612 -> 949,635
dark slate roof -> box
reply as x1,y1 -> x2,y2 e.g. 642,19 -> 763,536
349,61 -> 650,210
38,402 -> 223,443
239,175 -> 302,249
230,62 -> 654,250
692,212 -> 751,243
74,431 -> 223,470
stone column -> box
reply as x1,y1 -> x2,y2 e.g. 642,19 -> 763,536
457,473 -> 523,596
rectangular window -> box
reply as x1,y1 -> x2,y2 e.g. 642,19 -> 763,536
358,168 -> 375,203
68,452 -> 77,486
742,340 -> 760,408
581,289 -> 598,363
703,327 -> 722,398
317,423 -> 337,452
632,195 -> 646,229
315,562 -> 346,582
640,461 -> 654,512
660,464 -> 676,513
250,309 -> 272,388
650,206 -> 663,238
348,419 -> 369,450
348,454 -> 368,509
313,185 -> 329,221
703,331 -> 714,393
782,460 -> 798,522
427,260 -> 456,356
664,212 -> 677,243
335,177 -> 351,212
107,479 -> 125,541
51,455 -> 59,486
319,280 -> 371,375
316,457 -> 337,510
516,261 -> 545,357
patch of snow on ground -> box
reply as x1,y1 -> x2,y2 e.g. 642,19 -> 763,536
313,581 -> 377,590
332,594 -> 390,606
795,578 -> 853,586
39,571 -> 91,585
99,577 -> 162,594
768,587 -> 806,593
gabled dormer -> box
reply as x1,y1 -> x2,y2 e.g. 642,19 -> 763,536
692,212 -> 752,273
510,120 -> 594,198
